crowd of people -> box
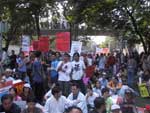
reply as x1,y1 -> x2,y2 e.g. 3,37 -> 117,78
0,48 -> 150,113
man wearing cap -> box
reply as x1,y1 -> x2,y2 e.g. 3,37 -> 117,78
111,104 -> 122,113
2,68 -> 15,82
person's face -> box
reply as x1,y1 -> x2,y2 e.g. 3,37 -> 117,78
51,55 -> 56,61
28,102 -> 35,110
104,91 -> 109,98
54,92 -> 62,100
71,86 -> 79,95
87,89 -> 93,96
69,108 -> 82,113
63,55 -> 69,62
24,87 -> 30,93
74,55 -> 79,61
2,98 -> 12,111
125,93 -> 132,100
9,89 -> 16,96
112,109 -> 120,113
96,81 -> 100,88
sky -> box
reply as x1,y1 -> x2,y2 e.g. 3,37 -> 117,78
90,36 -> 107,45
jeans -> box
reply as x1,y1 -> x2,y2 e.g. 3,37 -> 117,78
127,70 -> 135,88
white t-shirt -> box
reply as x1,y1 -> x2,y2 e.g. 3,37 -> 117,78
71,60 -> 86,80
86,92 -> 99,107
57,61 -> 72,82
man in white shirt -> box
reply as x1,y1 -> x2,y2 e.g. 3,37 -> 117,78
57,53 -> 72,96
86,85 -> 99,109
44,85 -> 79,113
68,83 -> 88,113
71,52 -> 86,94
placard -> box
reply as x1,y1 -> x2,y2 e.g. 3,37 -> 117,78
56,32 -> 70,52
38,36 -> 49,52
70,41 -> 82,56
138,83 -> 150,97
22,35 -> 30,52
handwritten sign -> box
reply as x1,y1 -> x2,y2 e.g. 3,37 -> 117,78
138,83 -> 149,97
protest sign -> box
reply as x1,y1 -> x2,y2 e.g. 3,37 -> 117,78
70,41 -> 82,56
0,81 -> 13,99
32,40 -> 39,51
38,36 -> 49,52
56,32 -> 70,52
22,35 -> 30,52
138,83 -> 149,97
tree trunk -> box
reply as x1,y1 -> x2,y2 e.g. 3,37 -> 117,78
35,14 -> 41,37
126,9 -> 148,54
5,39 -> 11,51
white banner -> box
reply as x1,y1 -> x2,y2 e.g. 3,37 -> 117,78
70,41 -> 82,56
22,35 -> 30,52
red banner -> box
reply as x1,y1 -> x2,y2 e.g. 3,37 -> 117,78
56,32 -> 70,52
38,36 -> 49,52
32,40 -> 39,51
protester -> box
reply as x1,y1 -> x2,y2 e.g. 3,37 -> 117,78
9,50 -> 17,69
2,68 -> 15,82
93,80 -> 102,97
86,85 -> 99,110
20,83 -> 34,101
65,106 -> 83,113
89,97 -> 106,113
71,52 -> 86,94
68,83 -> 88,113
111,104 -> 122,113
21,97 -> 43,113
0,94 -> 21,113
16,51 -> 28,80
9,87 -> 22,101
57,53 -> 72,96
44,85 -> 80,113
32,51 -> 45,103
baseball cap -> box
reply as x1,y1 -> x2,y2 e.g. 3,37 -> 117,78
111,104 -> 120,111
24,83 -> 31,89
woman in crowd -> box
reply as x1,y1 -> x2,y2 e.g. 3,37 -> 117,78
9,87 -> 22,101
20,83 -> 34,101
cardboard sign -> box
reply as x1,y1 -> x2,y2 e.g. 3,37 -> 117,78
22,35 -> 30,52
56,32 -> 70,52
70,41 -> 82,56
138,83 -> 150,97
38,37 -> 49,52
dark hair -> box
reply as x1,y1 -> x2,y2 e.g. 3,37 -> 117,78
51,86 -> 61,95
94,97 -> 105,109
87,84 -> 92,90
26,97 -> 36,103
66,106 -> 82,113
34,51 -> 41,57
101,88 -> 109,96
73,52 -> 80,58
1,94 -> 13,103
64,53 -> 70,57
71,83 -> 80,89
9,87 -> 18,94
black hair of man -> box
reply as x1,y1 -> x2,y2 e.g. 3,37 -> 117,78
71,83 -> 80,89
94,97 -> 105,109
1,94 -> 13,103
101,88 -> 109,96
66,106 -> 83,113
51,86 -> 62,95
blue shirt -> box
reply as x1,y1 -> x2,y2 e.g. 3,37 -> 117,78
50,60 -> 59,78
16,57 -> 27,72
